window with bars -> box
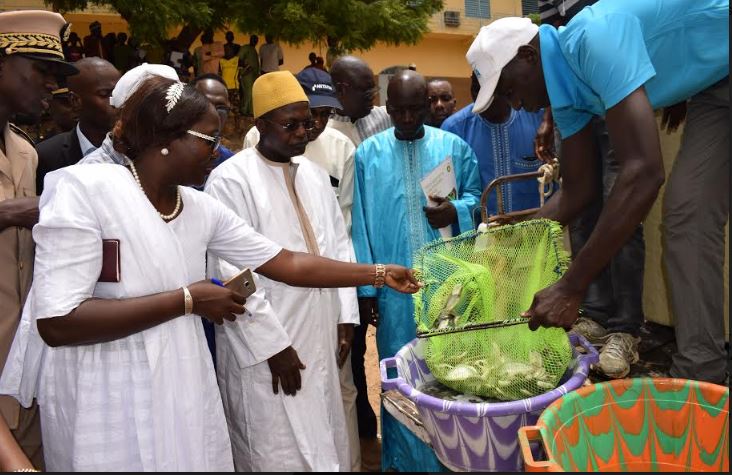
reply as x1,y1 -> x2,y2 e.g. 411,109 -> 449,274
464,0 -> 491,19
522,0 -> 540,15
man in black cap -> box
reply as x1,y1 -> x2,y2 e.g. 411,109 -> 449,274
0,9 -> 78,469
45,85 -> 78,140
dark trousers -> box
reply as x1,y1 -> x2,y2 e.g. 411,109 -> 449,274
351,322 -> 378,438
663,79 -> 729,383
568,118 -> 646,336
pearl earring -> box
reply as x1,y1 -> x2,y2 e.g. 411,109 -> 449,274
161,148 -> 169,156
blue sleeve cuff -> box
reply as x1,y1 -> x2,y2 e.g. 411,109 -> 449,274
357,285 -> 377,298
453,199 -> 475,233
553,108 -> 593,139
602,67 -> 656,110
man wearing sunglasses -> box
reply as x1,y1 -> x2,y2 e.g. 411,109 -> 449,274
205,71 -> 360,471
241,66 -> 361,470
244,68 -> 356,231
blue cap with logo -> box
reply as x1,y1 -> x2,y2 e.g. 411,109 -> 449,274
295,67 -> 343,110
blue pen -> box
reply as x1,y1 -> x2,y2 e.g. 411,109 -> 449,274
211,278 -> 225,287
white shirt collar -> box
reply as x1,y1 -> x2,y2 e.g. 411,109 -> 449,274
76,124 -> 97,157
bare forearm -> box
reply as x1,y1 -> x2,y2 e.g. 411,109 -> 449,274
0,196 -> 39,231
37,290 -> 185,347
257,250 -> 378,288
532,188 -> 562,222
563,86 -> 665,291
0,417 -> 34,471
564,160 -> 661,290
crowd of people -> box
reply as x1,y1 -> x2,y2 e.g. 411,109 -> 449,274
57,22 -> 294,126
0,0 -> 727,472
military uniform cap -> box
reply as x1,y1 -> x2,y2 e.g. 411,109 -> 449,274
0,10 -> 78,76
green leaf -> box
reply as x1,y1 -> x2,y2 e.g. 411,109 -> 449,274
48,0 -> 443,50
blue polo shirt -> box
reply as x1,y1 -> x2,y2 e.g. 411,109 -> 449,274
541,0 -> 729,138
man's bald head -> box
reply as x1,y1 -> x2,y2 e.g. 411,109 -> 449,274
330,56 -> 376,120
193,75 -> 231,129
67,57 -> 119,92
387,69 -> 427,101
386,70 -> 429,140
67,57 -> 120,132
330,56 -> 371,82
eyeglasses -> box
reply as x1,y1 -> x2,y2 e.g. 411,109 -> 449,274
263,118 -> 315,133
187,129 -> 221,151
215,105 -> 231,116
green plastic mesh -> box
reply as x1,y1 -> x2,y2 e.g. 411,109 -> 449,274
413,219 -> 573,401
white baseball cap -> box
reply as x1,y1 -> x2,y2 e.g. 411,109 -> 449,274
110,63 -> 179,108
466,17 -> 539,114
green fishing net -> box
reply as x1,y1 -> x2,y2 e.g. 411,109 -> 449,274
413,219 -> 572,401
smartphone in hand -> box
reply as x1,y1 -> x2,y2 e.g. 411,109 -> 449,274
224,268 -> 257,299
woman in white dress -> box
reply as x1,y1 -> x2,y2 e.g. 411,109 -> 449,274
0,76 -> 419,472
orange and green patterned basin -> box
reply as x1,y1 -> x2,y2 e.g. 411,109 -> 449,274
518,378 -> 729,472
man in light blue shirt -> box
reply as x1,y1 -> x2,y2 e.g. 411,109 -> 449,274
442,72 -> 546,217
467,1 -> 729,384
352,70 -> 481,471
535,0 -> 649,382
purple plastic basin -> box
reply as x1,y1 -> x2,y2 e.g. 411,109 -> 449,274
380,333 -> 598,472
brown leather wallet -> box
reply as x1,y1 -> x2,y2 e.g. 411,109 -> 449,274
99,239 -> 120,282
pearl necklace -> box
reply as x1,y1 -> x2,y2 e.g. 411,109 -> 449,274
128,160 -> 182,221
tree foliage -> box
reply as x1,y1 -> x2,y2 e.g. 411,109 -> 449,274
47,0 -> 444,51
232,0 -> 444,51
47,0 -> 219,43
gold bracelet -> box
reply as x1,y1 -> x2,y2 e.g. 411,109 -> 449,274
12,469 -> 39,472
182,286 -> 193,315
374,264 -> 386,288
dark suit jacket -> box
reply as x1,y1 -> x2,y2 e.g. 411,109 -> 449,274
35,128 -> 82,194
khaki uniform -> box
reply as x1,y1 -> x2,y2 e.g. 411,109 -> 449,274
0,123 -> 43,468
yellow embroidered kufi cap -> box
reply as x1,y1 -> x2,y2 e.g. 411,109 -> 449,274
252,71 -> 309,118
0,10 -> 78,76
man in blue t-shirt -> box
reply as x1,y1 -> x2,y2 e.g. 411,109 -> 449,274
534,0 -> 650,381
466,0 -> 729,384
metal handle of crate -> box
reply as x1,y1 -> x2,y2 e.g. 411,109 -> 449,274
479,160 -> 558,224
379,357 -> 405,391
518,426 -> 562,472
